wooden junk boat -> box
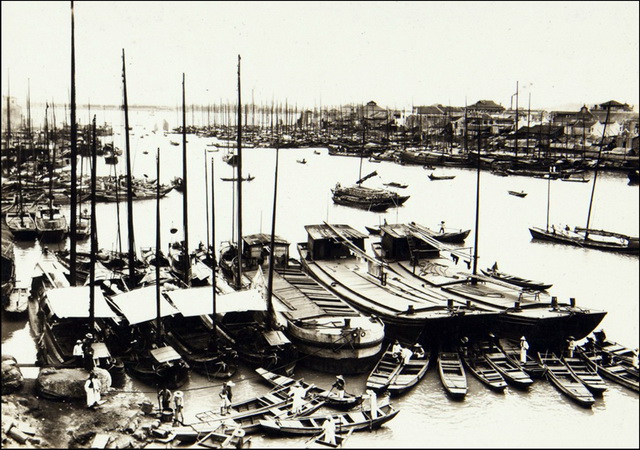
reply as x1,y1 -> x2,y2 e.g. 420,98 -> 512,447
221,232 -> 385,374
298,223 -> 489,344
331,183 -> 409,212
106,286 -> 191,389
368,222 -> 606,348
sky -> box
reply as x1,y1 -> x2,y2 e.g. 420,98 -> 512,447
1,1 -> 639,113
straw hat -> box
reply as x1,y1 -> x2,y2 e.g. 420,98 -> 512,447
174,391 -> 183,398
226,381 -> 236,387
520,336 -> 526,340
336,375 -> 344,380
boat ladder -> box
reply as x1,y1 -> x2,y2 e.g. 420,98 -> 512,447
406,235 -> 418,265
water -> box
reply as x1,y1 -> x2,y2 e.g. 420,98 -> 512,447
2,109 -> 638,448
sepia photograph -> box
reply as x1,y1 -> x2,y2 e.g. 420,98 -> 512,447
1,1 -> 638,448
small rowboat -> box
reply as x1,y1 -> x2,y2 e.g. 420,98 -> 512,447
563,356 -> 607,394
383,182 -> 408,189
578,346 -> 638,392
437,351 -> 467,399
481,267 -> 552,291
259,403 -> 400,436
255,367 -> 362,411
482,345 -> 534,389
193,384 -> 324,435
428,173 -> 456,180
460,349 -> 507,392
538,351 -> 595,408
220,175 -> 255,182
508,190 -> 527,197
366,343 -> 430,396
499,338 -> 546,379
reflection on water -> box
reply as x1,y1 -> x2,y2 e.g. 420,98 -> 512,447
2,111 -> 638,448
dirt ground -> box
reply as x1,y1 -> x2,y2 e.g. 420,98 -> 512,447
1,379 -> 164,449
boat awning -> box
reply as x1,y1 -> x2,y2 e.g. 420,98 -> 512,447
262,330 -> 291,346
164,287 -> 214,317
217,288 -> 268,313
45,286 -> 117,319
150,345 -> 182,363
304,224 -> 368,241
91,342 -> 111,359
111,286 -> 179,324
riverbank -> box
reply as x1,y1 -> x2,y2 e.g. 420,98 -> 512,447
2,375 -> 158,449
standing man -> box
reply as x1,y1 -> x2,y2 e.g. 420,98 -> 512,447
173,391 -> 185,425
219,381 -> 233,415
439,220 -> 446,233
82,333 -> 95,371
567,337 -> 576,358
520,336 -> 530,364
158,386 -> 173,411
73,340 -> 84,367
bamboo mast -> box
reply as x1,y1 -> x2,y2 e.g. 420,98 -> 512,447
236,55 -> 243,289
69,0 -> 78,284
122,49 -> 136,285
89,116 -> 97,327
182,74 -> 190,286
155,147 -> 163,346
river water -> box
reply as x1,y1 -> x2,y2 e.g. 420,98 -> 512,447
2,108 -> 638,448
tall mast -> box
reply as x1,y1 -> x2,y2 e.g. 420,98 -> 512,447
236,55 -> 243,289
585,104 -> 611,235
472,124 -> 481,279
514,81 -> 519,160
155,147 -> 163,346
89,116 -> 98,328
69,0 -> 78,284
210,156 -> 217,346
6,71 -> 10,148
266,143 -> 280,328
122,49 -> 136,284
182,74 -> 190,286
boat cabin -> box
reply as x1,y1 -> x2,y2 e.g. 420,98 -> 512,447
241,233 -> 290,269
377,224 -> 440,261
304,224 -> 367,260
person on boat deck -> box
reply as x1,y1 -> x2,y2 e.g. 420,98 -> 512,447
632,349 -> 639,370
73,340 -> 84,367
439,221 -> 446,233
158,386 -> 173,411
290,380 -> 309,414
84,372 -> 102,409
460,336 -> 469,357
413,344 -> 426,359
332,375 -> 346,399
321,415 -> 337,446
219,381 -> 234,415
551,224 -> 556,234
173,391 -> 184,425
594,329 -> 606,345
363,389 -> 378,419
391,340 -> 403,362
567,337 -> 577,358
401,346 -> 414,365
491,261 -> 499,272
520,336 -> 529,363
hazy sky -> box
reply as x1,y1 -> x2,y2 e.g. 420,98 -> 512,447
2,1 -> 639,111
